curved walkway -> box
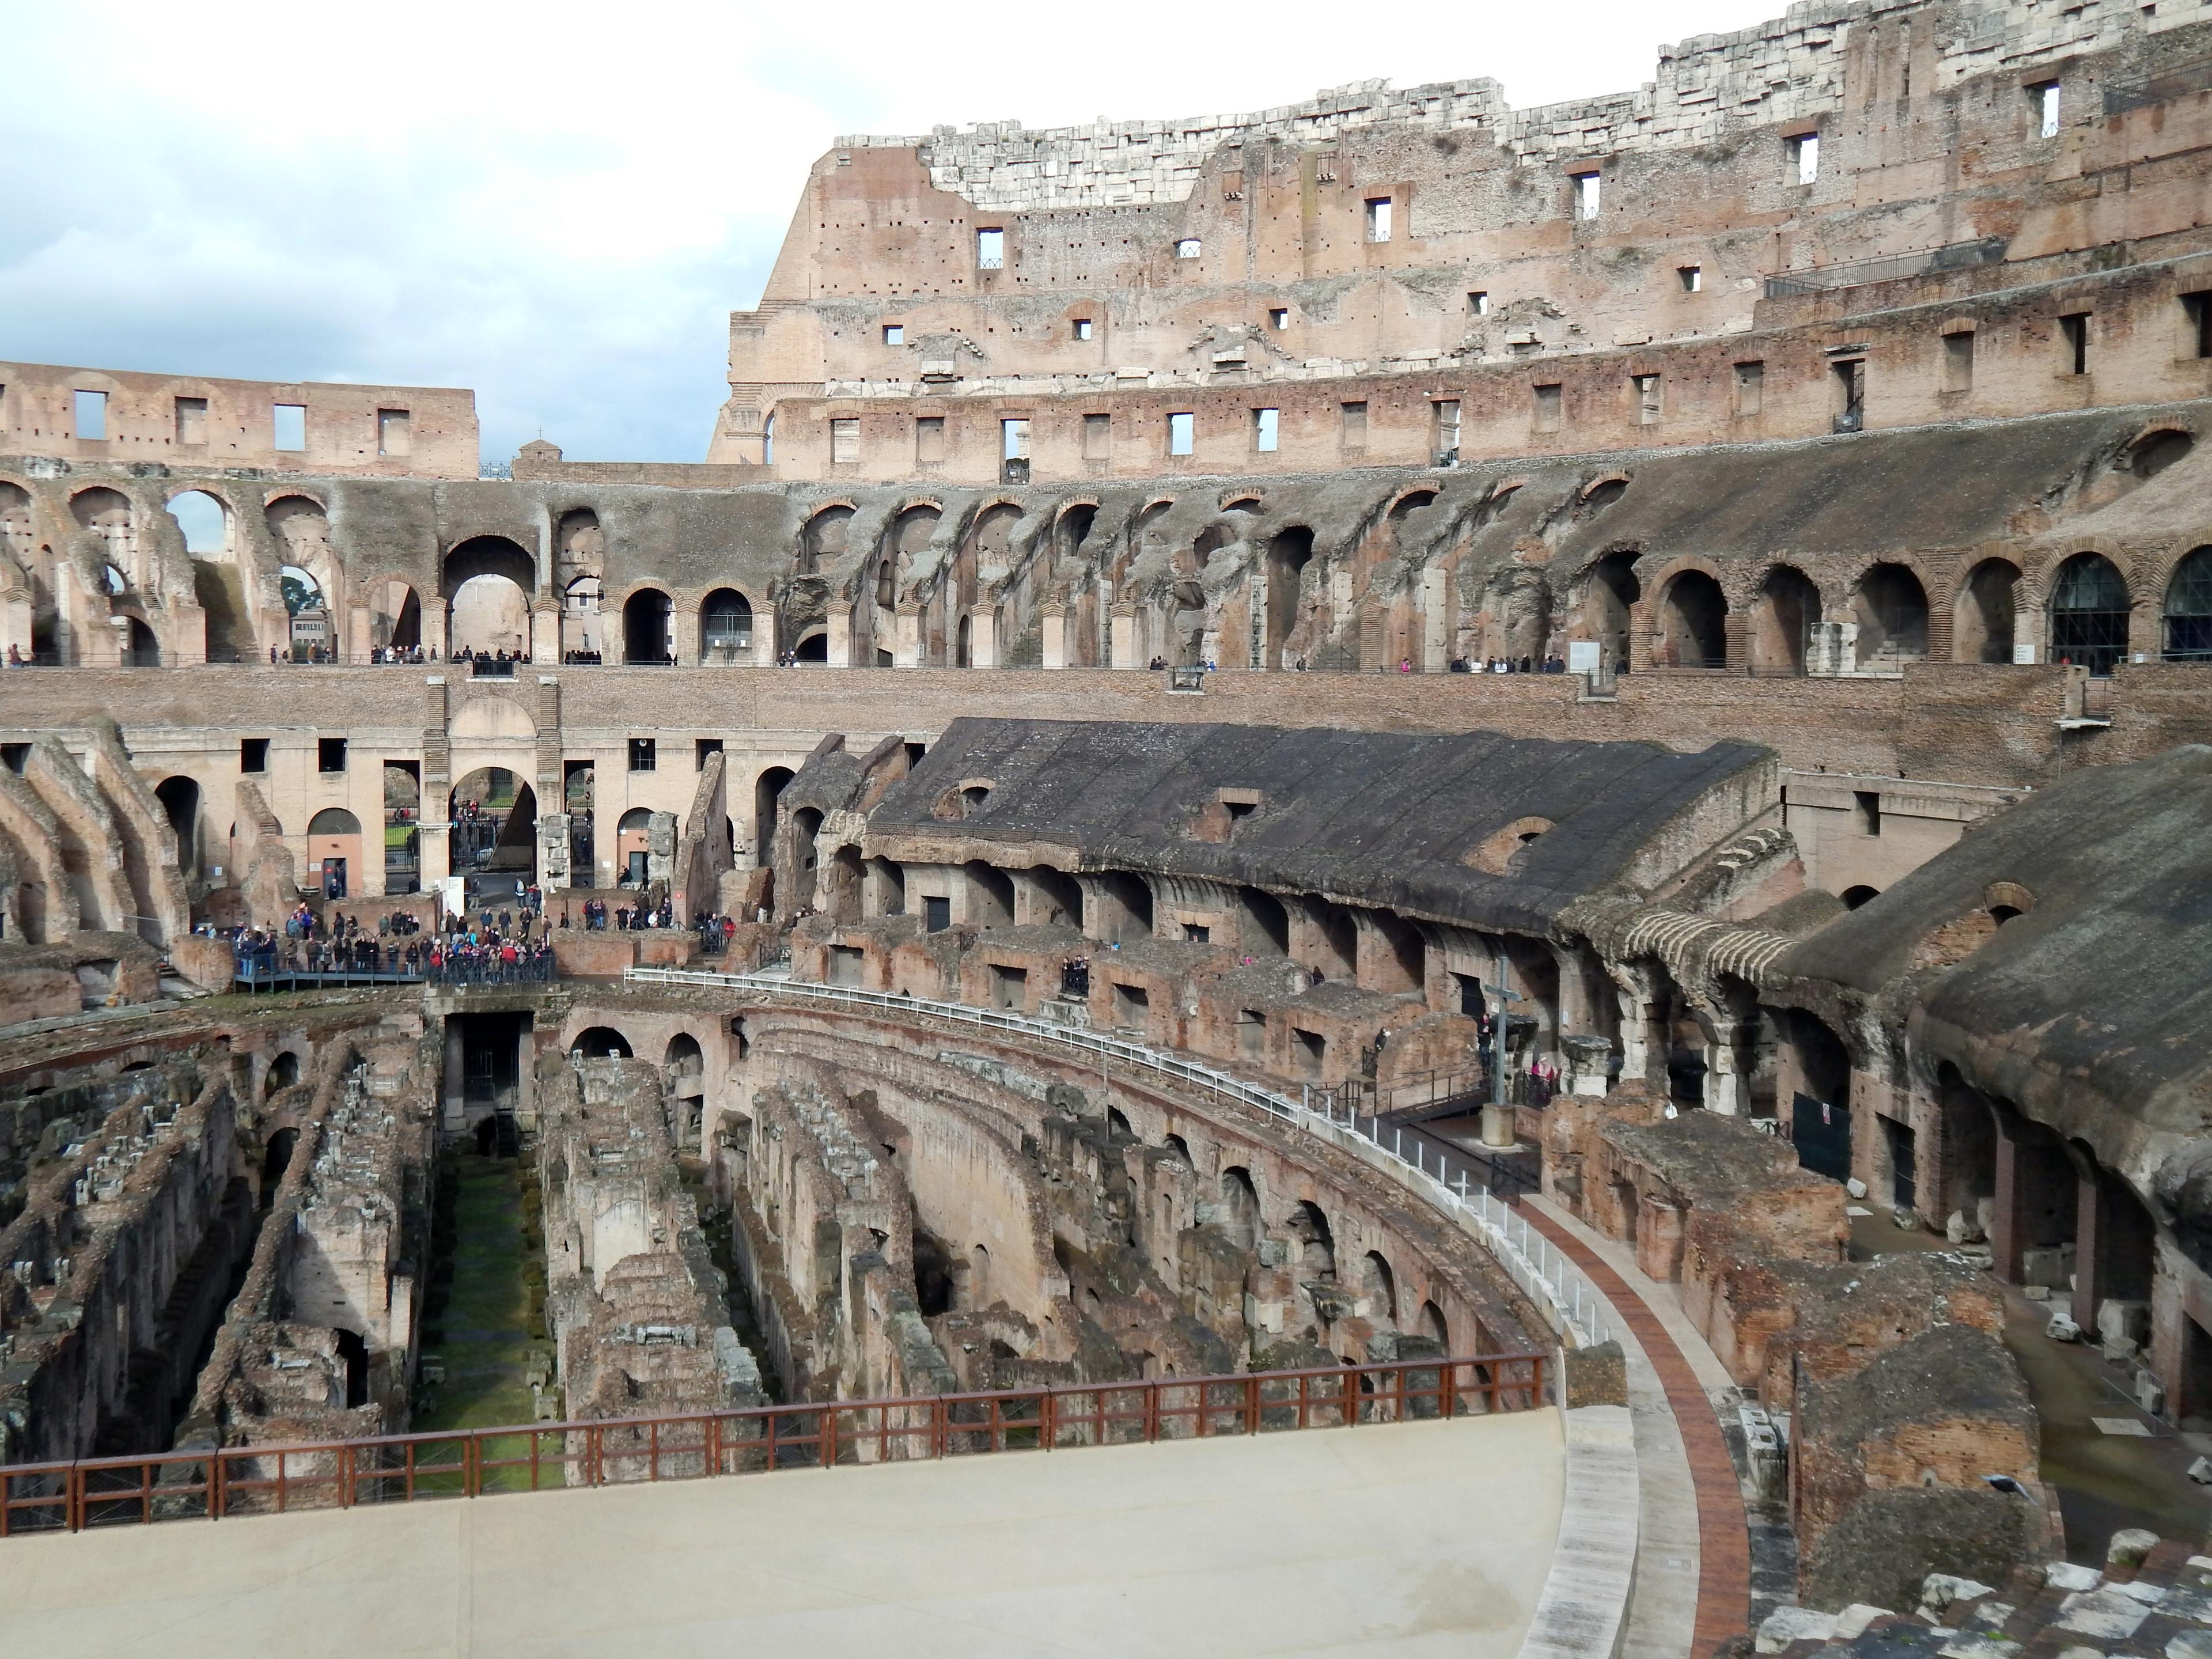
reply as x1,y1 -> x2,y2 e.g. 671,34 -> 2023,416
1522,1200 -> 1751,1657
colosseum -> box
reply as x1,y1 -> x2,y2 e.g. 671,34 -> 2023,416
4,1 -> 2212,1653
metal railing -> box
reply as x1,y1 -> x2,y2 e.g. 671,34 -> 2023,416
627,967 -> 1612,1345
0,1355 -> 1540,1537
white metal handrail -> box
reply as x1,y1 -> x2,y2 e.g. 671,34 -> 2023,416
625,965 -> 1612,1347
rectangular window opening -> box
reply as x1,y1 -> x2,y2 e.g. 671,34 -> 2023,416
272,403 -> 306,452
1167,411 -> 1194,456
2032,81 -> 2062,138
1633,374 -> 1661,425
376,407 -> 411,457
1679,266 -> 1702,293
882,324 -> 904,346
830,417 -> 860,464
1733,361 -> 1764,418
924,895 -> 951,933
1001,417 -> 1030,461
2184,290 -> 2212,359
1175,238 -> 1202,259
1073,317 -> 1093,340
628,737 -> 657,772
175,397 -> 207,445
1789,133 -> 1820,184
241,738 -> 270,773
1433,399 -> 1461,459
1853,790 -> 1883,836
976,228 -> 1005,269
1571,172 -> 1601,220
1468,290 -> 1490,316
1340,400 -> 1368,448
1365,197 -> 1392,243
695,738 -> 723,770
915,415 -> 946,464
1113,982 -> 1150,1025
2059,312 -> 2090,375
73,389 -> 108,441
1253,407 -> 1279,453
1942,330 -> 1976,393
317,737 -> 347,774
1082,411 -> 1111,460
1832,359 -> 1865,430
1268,306 -> 1290,331
0,743 -> 28,776
1532,383 -> 1563,434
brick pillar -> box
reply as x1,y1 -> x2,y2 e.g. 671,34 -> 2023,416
1990,1110 -> 2030,1282
1041,604 -> 1067,669
1722,609 -> 1750,672
2071,1145 -> 2106,1338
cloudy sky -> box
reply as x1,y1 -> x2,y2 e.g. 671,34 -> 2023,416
0,0 -> 1785,468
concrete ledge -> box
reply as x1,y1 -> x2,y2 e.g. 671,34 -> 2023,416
1520,1404 -> 1641,1659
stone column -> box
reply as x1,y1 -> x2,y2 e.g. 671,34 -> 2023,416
1703,1020 -> 1756,1116
753,621 -> 776,668
827,612 -> 851,668
1041,604 -> 1067,669
1110,604 -> 1139,669
1562,1033 -> 1615,1097
895,607 -> 922,668
531,600 -> 560,666
668,604 -> 698,668
969,607 -> 998,668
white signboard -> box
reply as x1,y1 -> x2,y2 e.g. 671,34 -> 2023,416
2012,640 -> 2037,665
1567,641 -> 1601,674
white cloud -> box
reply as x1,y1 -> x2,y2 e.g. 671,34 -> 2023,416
0,0 -> 1787,464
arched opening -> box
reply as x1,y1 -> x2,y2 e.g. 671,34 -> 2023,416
1024,865 -> 1082,930
664,1031 -> 704,1146
827,844 -> 865,922
1581,551 -> 1641,671
753,768 -> 794,872
443,536 -> 536,660
622,587 -> 674,664
562,575 -> 603,661
615,807 -> 653,887
1749,566 -> 1819,675
1240,888 -> 1290,956
790,806 -> 823,908
334,1328 -> 370,1410
1287,1201 -> 1336,1281
1936,1066 -> 1998,1241
1954,559 -> 2021,664
573,1026 -> 631,1058
1360,1251 -> 1398,1325
792,630 -> 828,662
165,490 -> 229,555
73,487 -> 137,585
155,777 -> 201,882
1654,570 -> 1726,668
264,1051 -> 301,1098
2127,427 -> 2194,479
1217,1167 -> 1260,1249
964,860 -> 1014,927
368,579 -> 421,653
1841,884 -> 1880,910
385,763 -> 423,895
1852,563 -> 1929,669
448,770 -> 537,900
2050,552 -> 2132,676
956,612 -> 972,667
969,1243 -> 992,1310
123,616 -> 160,666
2163,547 -> 2212,662
700,589 -> 754,664
307,806 -> 363,901
798,505 -> 854,577
1264,527 -> 1316,668
262,1126 -> 300,1190
1783,1010 -> 1852,1182
1416,1301 -> 1448,1349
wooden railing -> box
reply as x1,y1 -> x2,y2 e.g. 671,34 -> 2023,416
0,1354 -> 1544,1537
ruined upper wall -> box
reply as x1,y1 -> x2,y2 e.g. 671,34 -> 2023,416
0,361 -> 479,481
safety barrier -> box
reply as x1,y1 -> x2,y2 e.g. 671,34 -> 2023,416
0,1354 -> 1542,1537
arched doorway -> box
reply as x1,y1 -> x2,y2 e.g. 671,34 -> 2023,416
791,629 -> 827,662
623,588 -> 673,664
798,506 -> 854,577
123,616 -> 160,666
573,1026 -> 632,1058
368,579 -> 421,654
307,807 -> 362,900
616,806 -> 653,887
1749,566 -> 1819,675
2164,547 -> 2212,662
562,576 -> 603,662
442,536 -> 536,660
155,777 -> 202,884
448,768 -> 537,902
1654,570 -> 1726,668
2050,552 -> 2132,676
1852,563 -> 1929,669
1581,551 -> 1640,671
1954,559 -> 2020,664
753,767 -> 794,871
1265,526 -> 1316,668
700,589 -> 753,664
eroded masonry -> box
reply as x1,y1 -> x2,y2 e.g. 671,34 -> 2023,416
6,0 -> 2212,1649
